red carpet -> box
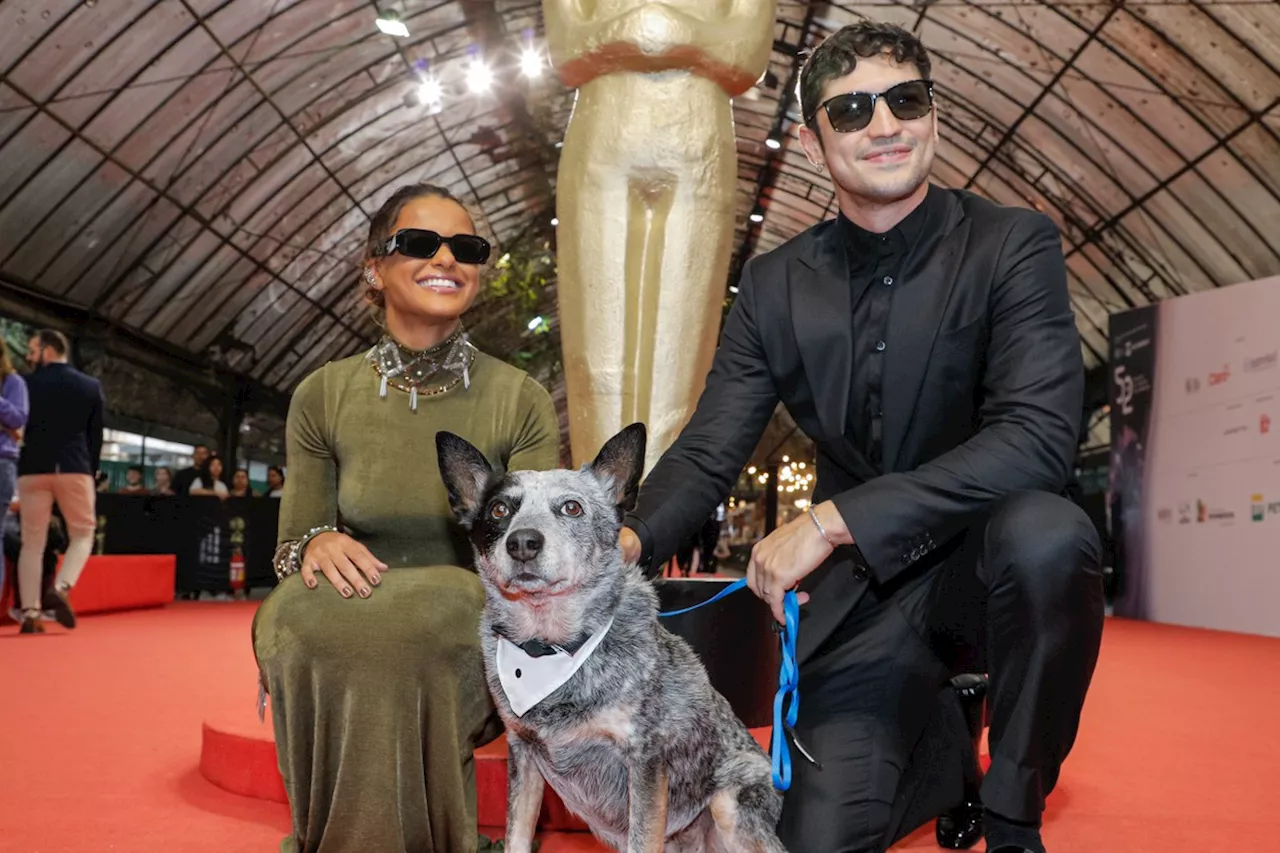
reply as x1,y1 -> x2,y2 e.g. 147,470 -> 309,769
0,602 -> 1276,852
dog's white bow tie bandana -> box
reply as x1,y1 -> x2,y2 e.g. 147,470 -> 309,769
496,617 -> 615,717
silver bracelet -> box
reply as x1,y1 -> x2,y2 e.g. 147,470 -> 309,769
273,525 -> 340,581
806,506 -> 835,547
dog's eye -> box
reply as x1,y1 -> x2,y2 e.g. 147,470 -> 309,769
490,501 -> 510,519
561,500 -> 583,518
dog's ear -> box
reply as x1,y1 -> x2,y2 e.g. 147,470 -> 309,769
588,422 -> 646,513
436,431 -> 493,527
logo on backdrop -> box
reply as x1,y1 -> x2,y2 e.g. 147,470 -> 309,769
1123,337 -> 1151,357
1208,364 -> 1231,387
1185,376 -> 1201,394
1178,502 -> 1192,524
1114,366 -> 1135,415
1196,499 -> 1236,524
1249,494 -> 1280,521
1262,413 -> 1271,435
1243,351 -> 1277,373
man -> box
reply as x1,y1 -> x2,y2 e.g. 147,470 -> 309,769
171,443 -> 209,496
119,465 -> 149,495
16,330 -> 105,634
619,22 -> 1104,853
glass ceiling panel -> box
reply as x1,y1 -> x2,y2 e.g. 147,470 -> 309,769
1,158 -> 132,284
4,0 -> 156,103
0,137 -> 101,258
42,180 -> 158,298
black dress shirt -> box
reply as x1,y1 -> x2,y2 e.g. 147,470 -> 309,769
839,185 -> 941,471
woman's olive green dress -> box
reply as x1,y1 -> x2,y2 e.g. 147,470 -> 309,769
252,349 -> 560,853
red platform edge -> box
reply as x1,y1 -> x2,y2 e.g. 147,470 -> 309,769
1,554 -> 175,622
201,709 -> 773,831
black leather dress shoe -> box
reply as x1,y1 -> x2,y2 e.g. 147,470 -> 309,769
935,674 -> 988,850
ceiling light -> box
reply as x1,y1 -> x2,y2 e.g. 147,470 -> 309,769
550,217 -> 559,226
765,136 -> 781,150
749,211 -> 763,223
729,285 -> 739,294
467,58 -> 493,94
375,12 -> 409,37
418,77 -> 443,106
520,46 -> 543,78
527,315 -> 543,331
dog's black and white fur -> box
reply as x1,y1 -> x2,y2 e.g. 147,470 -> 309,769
437,423 -> 785,853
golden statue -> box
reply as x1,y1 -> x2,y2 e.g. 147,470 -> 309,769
545,0 -> 778,472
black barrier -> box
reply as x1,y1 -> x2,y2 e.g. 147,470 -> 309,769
92,494 -> 280,594
654,578 -> 779,729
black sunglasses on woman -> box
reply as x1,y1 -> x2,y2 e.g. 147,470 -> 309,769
381,229 -> 492,265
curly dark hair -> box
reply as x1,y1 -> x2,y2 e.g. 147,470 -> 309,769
362,183 -> 469,310
799,21 -> 932,129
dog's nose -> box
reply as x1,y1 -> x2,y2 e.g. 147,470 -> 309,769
506,529 -> 544,562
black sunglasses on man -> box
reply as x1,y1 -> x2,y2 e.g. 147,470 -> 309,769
808,79 -> 934,133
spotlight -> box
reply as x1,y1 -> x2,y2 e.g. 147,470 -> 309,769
729,285 -> 739,294
550,217 -> 559,226
749,211 -> 763,223
520,46 -> 543,78
527,315 -> 543,331
467,58 -> 493,94
375,11 -> 409,37
418,77 -> 443,108
765,136 -> 781,150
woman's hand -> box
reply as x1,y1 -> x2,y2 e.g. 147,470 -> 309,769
300,532 -> 388,598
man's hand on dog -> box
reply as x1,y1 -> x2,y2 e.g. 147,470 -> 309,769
619,526 -> 643,565
300,532 -> 388,599
748,500 -> 851,624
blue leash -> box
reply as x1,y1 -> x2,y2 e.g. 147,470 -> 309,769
658,578 -> 803,791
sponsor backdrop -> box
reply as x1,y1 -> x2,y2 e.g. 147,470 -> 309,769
1110,275 -> 1280,638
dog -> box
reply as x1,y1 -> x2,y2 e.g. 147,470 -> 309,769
437,423 -> 786,853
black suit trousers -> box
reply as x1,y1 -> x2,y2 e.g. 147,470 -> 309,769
776,491 -> 1105,852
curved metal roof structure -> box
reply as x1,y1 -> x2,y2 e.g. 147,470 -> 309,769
1,0 -> 1277,441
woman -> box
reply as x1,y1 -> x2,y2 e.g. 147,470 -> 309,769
188,455 -> 228,499
229,468 -> 252,497
253,184 -> 560,853
0,339 -> 28,601
265,465 -> 285,497
152,466 -> 175,496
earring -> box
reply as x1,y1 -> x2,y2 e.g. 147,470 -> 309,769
364,268 -> 377,285
816,163 -> 825,172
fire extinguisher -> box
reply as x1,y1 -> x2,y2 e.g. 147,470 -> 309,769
230,548 -> 245,593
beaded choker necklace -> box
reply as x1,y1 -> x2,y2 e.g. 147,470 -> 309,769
365,328 -> 476,411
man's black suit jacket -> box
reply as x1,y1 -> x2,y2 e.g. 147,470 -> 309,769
19,362 -> 106,477
624,186 -> 1084,664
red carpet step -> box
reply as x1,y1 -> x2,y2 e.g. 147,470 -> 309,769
0,553 -> 175,622
201,702 -> 773,831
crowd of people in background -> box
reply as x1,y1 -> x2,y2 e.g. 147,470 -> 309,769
105,450 -> 285,498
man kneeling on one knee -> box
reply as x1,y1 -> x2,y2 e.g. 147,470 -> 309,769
618,20 -> 1105,853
